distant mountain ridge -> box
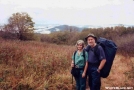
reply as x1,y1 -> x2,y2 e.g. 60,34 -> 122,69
34,24 -> 84,34
48,25 -> 83,32
34,24 -> 134,34
1,23 -> 133,34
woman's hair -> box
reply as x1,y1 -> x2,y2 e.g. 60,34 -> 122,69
76,40 -> 85,48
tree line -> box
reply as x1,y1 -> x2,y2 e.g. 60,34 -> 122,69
0,12 -> 134,55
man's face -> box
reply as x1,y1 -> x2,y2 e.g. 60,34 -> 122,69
87,37 -> 96,46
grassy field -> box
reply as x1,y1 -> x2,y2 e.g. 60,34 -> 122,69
0,39 -> 134,90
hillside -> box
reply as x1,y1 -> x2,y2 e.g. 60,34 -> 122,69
0,39 -> 133,90
34,24 -> 134,34
34,24 -> 83,34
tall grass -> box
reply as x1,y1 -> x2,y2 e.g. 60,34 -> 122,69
101,55 -> 134,90
0,39 -> 75,90
0,39 -> 133,90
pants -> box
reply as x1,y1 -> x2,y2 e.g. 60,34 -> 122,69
87,65 -> 101,90
74,69 -> 87,90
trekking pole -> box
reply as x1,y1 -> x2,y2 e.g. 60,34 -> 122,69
72,75 -> 73,90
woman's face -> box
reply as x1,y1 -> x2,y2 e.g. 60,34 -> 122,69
77,43 -> 83,50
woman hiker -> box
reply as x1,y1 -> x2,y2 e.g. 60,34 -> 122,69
71,40 -> 88,90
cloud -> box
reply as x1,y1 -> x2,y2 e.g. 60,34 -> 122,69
0,0 -> 134,25
0,0 -> 122,9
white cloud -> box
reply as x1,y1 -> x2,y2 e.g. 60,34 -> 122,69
0,0 -> 122,9
0,0 -> 134,25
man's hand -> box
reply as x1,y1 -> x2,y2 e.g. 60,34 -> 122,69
98,59 -> 106,73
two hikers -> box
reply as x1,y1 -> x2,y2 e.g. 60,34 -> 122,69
71,34 -> 106,90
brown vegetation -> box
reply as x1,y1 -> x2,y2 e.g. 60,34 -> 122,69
40,25 -> 134,56
0,38 -> 133,90
0,39 -> 74,90
0,23 -> 134,89
81,26 -> 134,56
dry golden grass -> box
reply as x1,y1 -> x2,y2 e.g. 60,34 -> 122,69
0,39 -> 134,90
0,39 -> 75,90
101,55 -> 134,90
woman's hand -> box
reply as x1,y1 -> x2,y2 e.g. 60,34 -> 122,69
97,69 -> 101,73
71,63 -> 74,67
82,72 -> 86,78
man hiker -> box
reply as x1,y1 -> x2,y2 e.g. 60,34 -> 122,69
85,34 -> 106,90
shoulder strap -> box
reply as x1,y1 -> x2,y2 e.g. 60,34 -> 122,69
83,50 -> 86,63
85,45 -> 91,52
74,50 -> 86,65
94,44 -> 99,60
73,51 -> 77,65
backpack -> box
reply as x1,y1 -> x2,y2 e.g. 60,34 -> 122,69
85,37 -> 117,78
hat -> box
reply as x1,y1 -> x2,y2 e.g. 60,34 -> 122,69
85,34 -> 97,42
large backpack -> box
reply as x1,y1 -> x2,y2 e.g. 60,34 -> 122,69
85,37 -> 117,78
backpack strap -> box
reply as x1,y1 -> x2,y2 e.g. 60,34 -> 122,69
85,44 -> 100,61
73,50 -> 86,66
94,44 -> 99,59
73,51 -> 77,66
82,50 -> 86,64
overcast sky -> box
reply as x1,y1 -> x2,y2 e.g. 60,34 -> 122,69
0,0 -> 134,25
